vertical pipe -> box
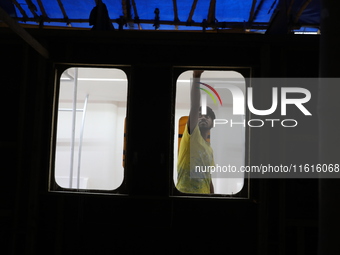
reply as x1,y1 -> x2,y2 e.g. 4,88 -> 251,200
69,68 -> 78,188
77,94 -> 89,189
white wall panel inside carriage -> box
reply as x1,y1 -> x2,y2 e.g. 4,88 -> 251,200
55,68 -> 127,190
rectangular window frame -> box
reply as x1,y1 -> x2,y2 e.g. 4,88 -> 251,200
48,63 -> 131,195
171,66 -> 252,199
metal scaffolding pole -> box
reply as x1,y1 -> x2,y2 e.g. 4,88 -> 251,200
69,68 -> 78,188
77,94 -> 89,189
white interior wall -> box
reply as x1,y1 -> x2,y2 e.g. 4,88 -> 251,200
55,68 -> 127,190
55,101 -> 126,190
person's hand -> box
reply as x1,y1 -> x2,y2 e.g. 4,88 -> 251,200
193,70 -> 204,78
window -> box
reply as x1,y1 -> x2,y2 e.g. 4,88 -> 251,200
173,69 -> 249,196
50,67 -> 128,192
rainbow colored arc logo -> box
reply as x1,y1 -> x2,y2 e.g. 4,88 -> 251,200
199,82 -> 223,106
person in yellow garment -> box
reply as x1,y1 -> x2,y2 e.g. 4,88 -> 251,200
176,70 -> 215,194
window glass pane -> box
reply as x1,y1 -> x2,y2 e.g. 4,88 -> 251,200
54,67 -> 127,190
174,70 -> 246,195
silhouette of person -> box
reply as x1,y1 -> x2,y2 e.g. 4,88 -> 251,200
89,0 -> 114,31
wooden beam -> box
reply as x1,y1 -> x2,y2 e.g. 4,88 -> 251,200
252,0 -> 265,23
8,16 -> 318,31
294,0 -> 312,23
56,0 -> 69,24
0,6 -> 49,58
172,0 -> 179,30
187,0 -> 198,23
207,0 -> 216,24
265,0 -> 289,34
248,0 -> 257,25
36,0 -> 48,20
122,0 -> 132,20
172,0 -> 179,22
11,0 -> 28,20
130,0 -> 141,29
24,0 -> 38,19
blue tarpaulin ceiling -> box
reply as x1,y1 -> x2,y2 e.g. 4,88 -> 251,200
0,0 -> 321,33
